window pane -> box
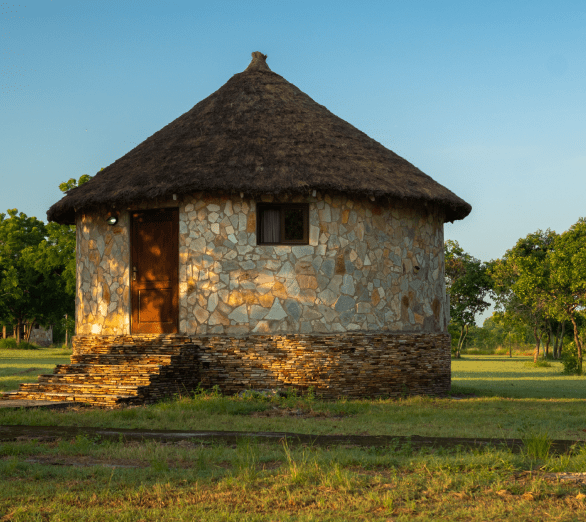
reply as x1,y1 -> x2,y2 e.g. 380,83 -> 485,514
284,208 -> 304,241
261,209 -> 280,243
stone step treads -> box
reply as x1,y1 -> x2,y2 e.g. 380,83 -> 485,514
18,382 -> 142,396
74,343 -> 196,356
53,364 -> 162,375
38,373 -> 152,386
0,335 -> 201,407
1,390 -> 139,406
70,354 -> 175,365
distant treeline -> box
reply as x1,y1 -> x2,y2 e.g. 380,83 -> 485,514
446,218 -> 586,373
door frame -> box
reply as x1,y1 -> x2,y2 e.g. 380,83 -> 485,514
130,207 -> 179,334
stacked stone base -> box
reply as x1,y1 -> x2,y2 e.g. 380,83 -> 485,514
196,332 -> 451,398
1,332 -> 451,406
0,335 -> 199,407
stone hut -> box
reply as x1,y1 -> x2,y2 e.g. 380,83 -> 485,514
3,52 -> 470,406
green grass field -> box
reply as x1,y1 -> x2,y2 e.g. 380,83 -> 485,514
452,355 -> 586,399
2,348 -> 586,520
0,346 -> 72,392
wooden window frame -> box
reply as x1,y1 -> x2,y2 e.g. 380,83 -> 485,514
256,203 -> 309,245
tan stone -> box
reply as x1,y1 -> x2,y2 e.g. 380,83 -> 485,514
241,289 -> 258,305
295,261 -> 315,275
258,293 -> 275,308
341,209 -> 350,224
227,291 -> 244,307
208,310 -> 230,326
102,283 -> 110,304
372,291 -> 381,307
297,275 -> 318,289
335,254 -> 346,275
272,282 -> 288,300
247,212 -> 256,233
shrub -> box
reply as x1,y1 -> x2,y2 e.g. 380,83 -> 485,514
562,342 -> 582,375
0,338 -> 18,349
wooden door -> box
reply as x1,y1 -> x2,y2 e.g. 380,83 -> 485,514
131,208 -> 179,334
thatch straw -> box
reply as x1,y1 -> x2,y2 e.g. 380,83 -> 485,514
48,52 -> 471,224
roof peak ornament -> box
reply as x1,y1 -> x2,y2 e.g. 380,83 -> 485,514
245,51 -> 271,72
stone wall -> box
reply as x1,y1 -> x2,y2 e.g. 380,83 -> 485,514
76,212 -> 131,335
179,193 -> 447,336
75,192 -> 448,337
195,332 -> 451,398
71,332 -> 451,399
29,326 -> 53,347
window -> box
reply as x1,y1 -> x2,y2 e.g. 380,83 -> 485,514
257,203 -> 309,245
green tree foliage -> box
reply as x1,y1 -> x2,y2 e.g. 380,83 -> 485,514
0,174 -> 93,343
548,218 -> 586,374
0,210 -> 72,341
58,173 -> 93,193
444,240 -> 492,358
490,229 -> 558,362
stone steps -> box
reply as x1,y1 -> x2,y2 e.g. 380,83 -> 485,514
0,337 -> 201,407
73,343 -> 190,356
0,390 -> 139,407
53,364 -> 161,375
70,354 -> 175,365
38,373 -> 152,386
18,382 -> 142,396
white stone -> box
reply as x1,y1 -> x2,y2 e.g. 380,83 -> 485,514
292,245 -> 314,258
277,261 -> 295,279
207,292 -> 218,312
228,304 -> 248,323
309,225 -> 319,246
285,278 -> 301,298
224,200 -> 233,216
192,237 -> 206,252
340,275 -> 355,295
211,223 -> 220,234
207,204 -> 221,212
273,246 -> 292,256
238,213 -> 247,231
208,212 -> 219,223
318,288 -> 337,306
90,323 -> 102,335
250,305 -> 269,320
265,299 -> 287,320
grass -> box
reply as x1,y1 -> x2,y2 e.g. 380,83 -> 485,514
0,345 -> 72,393
1,435 -> 586,520
2,349 -> 586,520
451,355 -> 586,399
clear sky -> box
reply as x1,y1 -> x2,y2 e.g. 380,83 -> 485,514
2,0 -> 585,323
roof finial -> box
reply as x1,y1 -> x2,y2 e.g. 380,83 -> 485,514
245,51 -> 271,72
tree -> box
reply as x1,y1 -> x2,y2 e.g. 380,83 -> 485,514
548,218 -> 586,374
490,229 -> 558,362
0,174 -> 93,344
0,210 -> 72,341
58,173 -> 93,193
444,240 -> 492,358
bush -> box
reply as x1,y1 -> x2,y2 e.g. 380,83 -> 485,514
0,339 -> 39,350
17,341 -> 39,350
0,338 -> 18,349
562,342 -> 582,375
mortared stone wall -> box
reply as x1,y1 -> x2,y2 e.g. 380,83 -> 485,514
75,192 -> 448,337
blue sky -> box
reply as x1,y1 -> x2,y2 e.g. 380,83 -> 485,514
2,0 -> 585,322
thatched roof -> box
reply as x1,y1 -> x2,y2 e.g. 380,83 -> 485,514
48,52 -> 471,224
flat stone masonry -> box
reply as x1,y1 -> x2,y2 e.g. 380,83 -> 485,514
74,192 -> 449,338
3,332 -> 451,405
194,332 -> 451,398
